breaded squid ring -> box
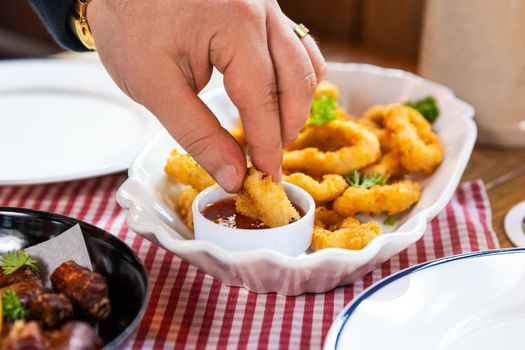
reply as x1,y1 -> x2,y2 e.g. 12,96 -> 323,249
363,105 -> 388,126
331,216 -> 363,230
282,120 -> 381,176
314,207 -> 345,228
361,151 -> 403,178
335,107 -> 356,121
315,80 -> 340,100
360,105 -> 393,151
235,167 -> 300,228
285,122 -> 351,153
284,173 -> 348,202
165,149 -> 215,191
233,189 -> 260,219
229,119 -> 246,149
385,104 -> 444,174
333,180 -> 421,216
311,218 -> 382,251
176,187 -> 199,231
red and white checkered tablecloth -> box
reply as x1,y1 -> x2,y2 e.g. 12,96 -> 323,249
0,174 -> 499,349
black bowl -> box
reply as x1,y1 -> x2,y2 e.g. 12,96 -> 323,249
0,207 -> 149,349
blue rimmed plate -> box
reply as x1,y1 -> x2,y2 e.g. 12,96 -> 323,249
324,248 -> 525,350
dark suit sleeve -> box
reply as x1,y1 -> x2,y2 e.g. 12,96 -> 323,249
29,0 -> 87,51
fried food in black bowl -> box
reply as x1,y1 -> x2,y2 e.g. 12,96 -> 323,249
0,207 -> 149,349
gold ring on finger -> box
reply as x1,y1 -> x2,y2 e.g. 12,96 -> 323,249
294,23 -> 310,39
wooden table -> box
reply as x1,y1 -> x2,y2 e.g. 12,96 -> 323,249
321,40 -> 525,248
462,147 -> 525,247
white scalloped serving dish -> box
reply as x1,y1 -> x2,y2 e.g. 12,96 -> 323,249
117,63 -> 477,295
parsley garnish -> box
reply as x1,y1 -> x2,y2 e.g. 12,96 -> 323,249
344,169 -> 387,189
0,250 -> 38,276
383,217 -> 395,226
405,96 -> 440,124
2,291 -> 28,322
307,95 -> 338,125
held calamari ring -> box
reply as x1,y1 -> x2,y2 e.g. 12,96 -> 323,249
236,167 -> 300,228
283,120 -> 381,176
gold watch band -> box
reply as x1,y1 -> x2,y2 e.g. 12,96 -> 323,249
69,0 -> 96,50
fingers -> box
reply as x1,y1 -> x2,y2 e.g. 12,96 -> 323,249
214,11 -> 283,181
266,9 -> 317,146
136,54 -> 247,193
286,18 -> 327,84
224,56 -> 283,181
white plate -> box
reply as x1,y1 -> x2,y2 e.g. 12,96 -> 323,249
117,63 -> 477,295
0,59 -> 162,185
505,201 -> 525,247
324,248 -> 525,350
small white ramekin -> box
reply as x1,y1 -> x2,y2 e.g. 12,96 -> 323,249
192,182 -> 315,256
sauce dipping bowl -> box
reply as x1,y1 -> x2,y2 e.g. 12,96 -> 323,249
192,182 -> 315,256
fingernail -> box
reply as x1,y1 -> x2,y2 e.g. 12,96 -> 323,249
215,165 -> 238,193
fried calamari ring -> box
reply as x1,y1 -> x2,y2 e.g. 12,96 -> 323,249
359,107 -> 392,151
311,217 -> 382,251
385,104 -> 444,174
311,81 -> 355,121
335,107 -> 356,121
315,80 -> 339,100
235,167 -> 300,228
282,120 -> 381,176
233,189 -> 260,219
177,187 -> 199,231
333,180 -> 421,216
314,207 -> 345,228
361,151 -> 403,178
284,173 -> 348,202
285,121 -> 352,153
363,105 -> 385,123
331,216 -> 362,230
165,149 -> 215,191
229,119 -> 246,149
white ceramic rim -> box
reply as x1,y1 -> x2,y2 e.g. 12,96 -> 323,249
118,62 -> 477,268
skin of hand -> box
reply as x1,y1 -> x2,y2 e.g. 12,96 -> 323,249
86,0 -> 326,192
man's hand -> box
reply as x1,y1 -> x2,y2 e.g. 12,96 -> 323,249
87,0 -> 326,192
